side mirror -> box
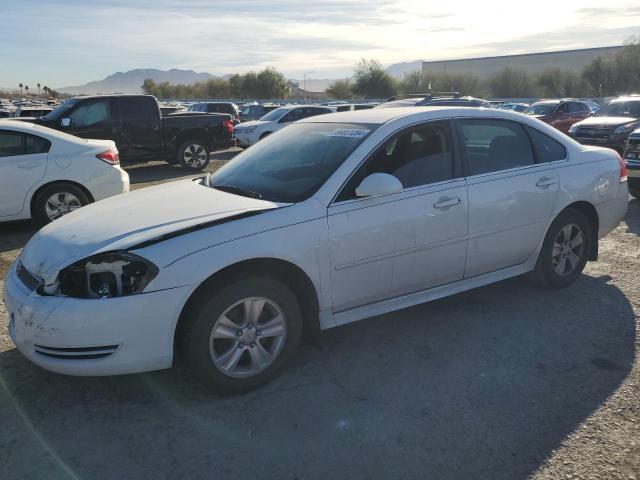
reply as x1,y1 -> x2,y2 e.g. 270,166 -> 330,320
61,118 -> 71,127
355,173 -> 403,197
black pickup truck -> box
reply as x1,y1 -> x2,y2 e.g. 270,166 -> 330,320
33,95 -> 234,170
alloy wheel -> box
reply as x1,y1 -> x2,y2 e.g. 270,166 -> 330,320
183,143 -> 208,168
551,223 -> 584,276
209,297 -> 287,378
44,192 -> 82,220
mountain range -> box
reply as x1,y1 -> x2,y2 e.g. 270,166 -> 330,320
52,61 -> 423,95
57,69 -> 220,95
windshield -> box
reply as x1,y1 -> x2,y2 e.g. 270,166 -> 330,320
596,101 -> 640,117
524,103 -> 557,116
259,107 -> 288,121
42,98 -> 80,121
211,122 -> 374,202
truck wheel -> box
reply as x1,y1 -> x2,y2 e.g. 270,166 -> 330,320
177,140 -> 210,171
33,183 -> 91,226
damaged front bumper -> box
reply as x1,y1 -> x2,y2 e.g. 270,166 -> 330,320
3,261 -> 194,376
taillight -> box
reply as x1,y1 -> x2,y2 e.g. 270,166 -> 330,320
96,148 -> 120,165
223,119 -> 234,134
618,153 -> 628,182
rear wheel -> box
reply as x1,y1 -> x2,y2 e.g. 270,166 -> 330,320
529,208 -> 592,288
179,275 -> 303,392
177,139 -> 210,170
33,183 -> 90,226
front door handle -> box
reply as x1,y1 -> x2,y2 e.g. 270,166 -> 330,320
433,197 -> 461,209
536,177 -> 556,189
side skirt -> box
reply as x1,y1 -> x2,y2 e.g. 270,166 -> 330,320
329,262 -> 533,329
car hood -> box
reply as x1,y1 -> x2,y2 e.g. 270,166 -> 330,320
20,179 -> 282,282
576,116 -> 638,127
236,120 -> 270,129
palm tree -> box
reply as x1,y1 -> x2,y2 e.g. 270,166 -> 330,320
37,83 -> 41,96
25,85 -> 29,96
18,83 -> 23,95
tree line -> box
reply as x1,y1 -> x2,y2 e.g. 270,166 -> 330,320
142,67 -> 290,100
327,41 -> 640,100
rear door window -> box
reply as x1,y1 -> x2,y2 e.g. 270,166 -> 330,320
526,127 -> 567,163
119,97 -> 156,122
25,134 -> 51,154
0,130 -> 24,157
457,119 -> 535,175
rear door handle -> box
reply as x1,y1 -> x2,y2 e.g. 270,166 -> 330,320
536,177 -> 556,189
433,197 -> 461,209
18,162 -> 42,169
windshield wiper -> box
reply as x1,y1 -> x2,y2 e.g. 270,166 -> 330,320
213,184 -> 263,200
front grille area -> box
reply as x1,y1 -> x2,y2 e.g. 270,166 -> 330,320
34,344 -> 119,360
16,261 -> 41,292
575,126 -> 611,139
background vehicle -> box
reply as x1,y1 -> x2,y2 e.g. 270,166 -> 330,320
0,120 -> 129,224
239,103 -> 279,122
5,107 -> 628,392
12,105 -> 54,118
623,128 -> 640,199
33,95 -> 235,170
233,104 -> 332,147
524,99 -> 591,133
569,96 -> 640,153
377,93 -> 490,109
159,104 -> 187,115
501,103 -> 529,113
189,102 -> 240,123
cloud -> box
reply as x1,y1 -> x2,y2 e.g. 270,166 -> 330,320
1,0 -> 638,88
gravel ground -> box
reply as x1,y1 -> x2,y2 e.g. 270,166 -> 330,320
0,155 -> 638,479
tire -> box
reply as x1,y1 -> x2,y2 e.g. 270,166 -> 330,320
32,183 -> 91,226
177,139 -> 210,170
529,208 -> 592,288
179,275 -> 303,392
259,132 -> 271,141
629,180 -> 640,199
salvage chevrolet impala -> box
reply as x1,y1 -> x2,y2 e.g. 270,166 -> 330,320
4,107 -> 629,392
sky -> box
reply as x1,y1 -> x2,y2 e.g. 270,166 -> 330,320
1,0 -> 639,89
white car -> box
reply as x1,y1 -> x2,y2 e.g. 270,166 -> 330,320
4,107 -> 628,392
233,105 -> 332,147
0,120 -> 129,224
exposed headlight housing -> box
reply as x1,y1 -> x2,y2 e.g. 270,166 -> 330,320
55,252 -> 159,299
613,123 -> 635,135
568,124 -> 579,134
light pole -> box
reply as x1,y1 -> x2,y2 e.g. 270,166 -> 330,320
303,71 -> 315,99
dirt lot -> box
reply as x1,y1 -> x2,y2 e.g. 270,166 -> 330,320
1,153 -> 639,479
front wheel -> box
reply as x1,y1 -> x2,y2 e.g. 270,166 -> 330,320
177,139 -> 210,170
179,275 -> 303,392
529,208 -> 592,288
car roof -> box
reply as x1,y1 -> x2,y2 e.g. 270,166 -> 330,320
300,106 -> 541,126
0,119 -> 88,143
610,96 -> 640,102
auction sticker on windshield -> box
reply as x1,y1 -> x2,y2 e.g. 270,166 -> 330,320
326,128 -> 370,138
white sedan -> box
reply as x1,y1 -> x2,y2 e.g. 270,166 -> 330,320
0,120 -> 129,224
233,105 -> 332,147
4,107 -> 628,392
